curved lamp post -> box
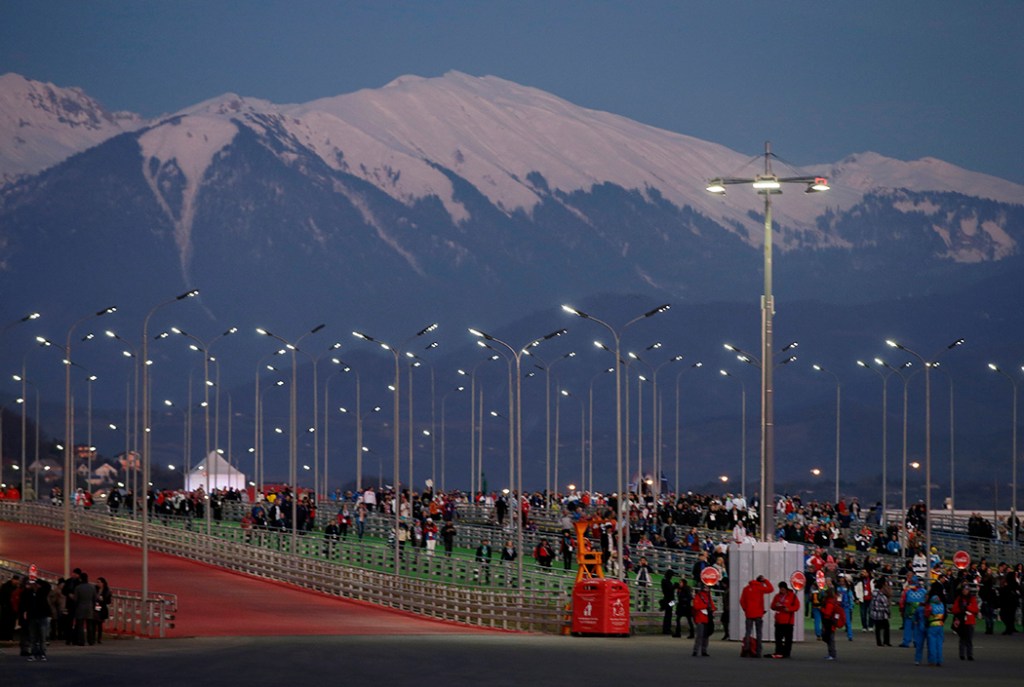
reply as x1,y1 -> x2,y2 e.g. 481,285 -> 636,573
353,322 -> 438,575
562,302 -> 669,576
468,326 -> 567,589
988,362 -> 1020,543
707,143 -> 828,540
811,364 -> 842,504
674,362 -> 703,495
885,338 -> 963,560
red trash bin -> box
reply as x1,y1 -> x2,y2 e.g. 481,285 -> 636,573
571,579 -> 631,636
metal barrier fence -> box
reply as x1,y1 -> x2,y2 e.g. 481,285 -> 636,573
0,555 -> 177,639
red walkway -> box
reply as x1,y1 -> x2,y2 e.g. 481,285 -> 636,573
0,521 -> 493,637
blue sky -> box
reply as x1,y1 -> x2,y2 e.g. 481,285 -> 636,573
2,0 -> 1023,183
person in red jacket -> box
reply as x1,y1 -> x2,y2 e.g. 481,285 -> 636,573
740,575 -> 774,657
950,584 -> 979,661
770,581 -> 801,658
821,587 -> 845,661
691,581 -> 716,657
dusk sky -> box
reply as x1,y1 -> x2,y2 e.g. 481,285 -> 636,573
2,1 -> 1022,184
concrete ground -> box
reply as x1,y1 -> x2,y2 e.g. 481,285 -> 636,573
4,629 -> 1023,687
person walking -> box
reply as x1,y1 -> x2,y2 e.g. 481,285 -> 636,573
769,581 -> 800,658
691,581 -> 715,657
870,581 -> 893,647
674,578 -> 694,639
950,584 -> 978,661
820,586 -> 845,661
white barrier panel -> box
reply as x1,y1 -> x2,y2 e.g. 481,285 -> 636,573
727,541 -> 805,644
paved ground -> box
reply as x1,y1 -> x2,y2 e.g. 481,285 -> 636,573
3,631 -> 1024,687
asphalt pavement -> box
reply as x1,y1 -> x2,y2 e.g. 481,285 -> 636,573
4,628 -> 1023,687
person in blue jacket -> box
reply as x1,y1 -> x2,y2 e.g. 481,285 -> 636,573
836,575 -> 856,641
925,594 -> 946,666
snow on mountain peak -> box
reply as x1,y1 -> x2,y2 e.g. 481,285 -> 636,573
0,73 -> 145,182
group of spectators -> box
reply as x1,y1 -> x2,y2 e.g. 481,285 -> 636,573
0,567 -> 112,662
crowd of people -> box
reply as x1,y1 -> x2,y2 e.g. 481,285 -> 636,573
0,567 -> 112,662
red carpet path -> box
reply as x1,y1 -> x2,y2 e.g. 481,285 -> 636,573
0,521 -> 494,637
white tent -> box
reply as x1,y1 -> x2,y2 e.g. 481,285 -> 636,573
185,451 -> 246,492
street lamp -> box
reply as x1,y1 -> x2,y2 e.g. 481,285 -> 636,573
588,367 -> 614,493
674,362 -> 703,495
719,369 -> 746,499
141,289 -> 199,620
707,143 -> 828,541
63,305 -> 117,578
524,349 -> 576,500
811,364 -> 842,504
468,325 -> 567,588
258,323 -> 325,553
559,389 -> 585,497
353,322 -> 438,574
439,385 -> 465,493
562,302 -> 670,576
722,341 -> 796,512
885,337 -> 963,559
988,362 -> 1019,543
857,358 -> 904,527
325,356 -> 358,496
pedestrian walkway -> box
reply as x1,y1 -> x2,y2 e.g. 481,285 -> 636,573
0,522 -> 496,637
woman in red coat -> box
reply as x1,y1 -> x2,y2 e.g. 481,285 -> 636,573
950,585 -> 979,661
820,587 -> 845,661
770,581 -> 801,658
691,583 -> 716,657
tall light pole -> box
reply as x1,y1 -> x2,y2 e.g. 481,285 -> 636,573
353,323 -> 438,574
988,362 -> 1019,543
811,364 -> 842,504
562,303 -> 670,576
857,358 -> 900,527
525,349 -> 576,501
930,364 -> 956,518
325,356 -> 357,496
63,305 -> 117,578
258,324 -> 325,553
559,388 -> 585,495
468,326 -> 567,588
707,143 -> 829,540
723,340 -> 797,521
886,338 -> 964,561
440,385 -> 465,493
719,369 -> 746,499
674,362 -> 702,495
588,367 -> 614,494
647,352 -> 684,498
141,290 -> 199,620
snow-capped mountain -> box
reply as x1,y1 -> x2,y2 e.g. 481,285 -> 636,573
0,73 -> 146,184
1,71 -> 1023,336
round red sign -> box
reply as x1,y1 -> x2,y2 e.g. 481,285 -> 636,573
789,570 -> 806,591
700,566 -> 722,586
953,550 -> 970,570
